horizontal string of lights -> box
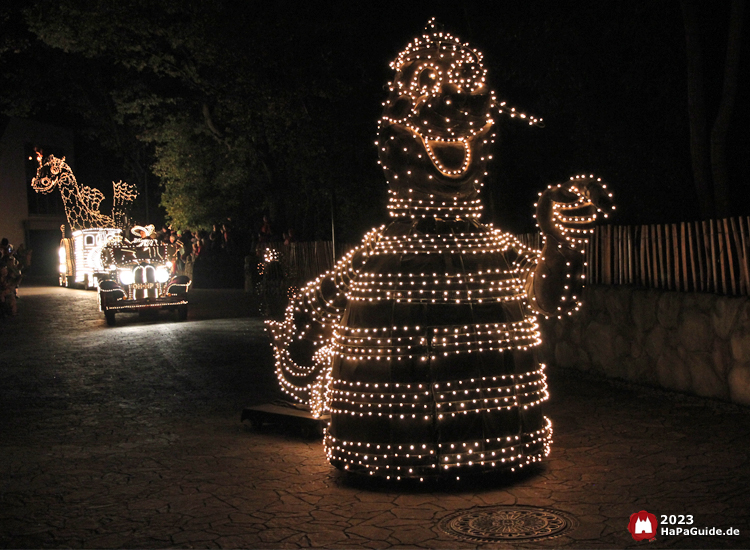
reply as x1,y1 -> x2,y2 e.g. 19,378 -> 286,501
386,190 -> 484,219
354,266 -> 529,283
435,385 -> 548,417
430,319 -> 542,353
332,319 -> 541,362
331,367 -> 544,391
437,421 -> 552,469
328,366 -> 547,418
348,285 -> 523,304
324,416 -> 552,480
102,299 -> 188,312
329,379 -> 547,419
370,228 -> 532,256
328,383 -> 431,416
350,272 -> 526,291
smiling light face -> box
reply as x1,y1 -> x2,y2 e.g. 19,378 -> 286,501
377,24 -> 496,215
30,154 -> 61,194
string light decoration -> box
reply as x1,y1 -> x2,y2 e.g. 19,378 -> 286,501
31,153 -> 138,231
97,236 -> 191,325
268,18 -> 614,480
31,153 -> 139,288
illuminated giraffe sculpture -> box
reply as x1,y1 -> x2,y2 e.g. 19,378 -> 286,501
31,153 -> 138,231
268,20 -> 614,480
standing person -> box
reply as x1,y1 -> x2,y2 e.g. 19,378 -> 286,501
0,242 -> 20,316
166,232 -> 183,274
283,228 -> 297,245
221,223 -> 234,253
12,242 -> 31,294
258,215 -> 273,243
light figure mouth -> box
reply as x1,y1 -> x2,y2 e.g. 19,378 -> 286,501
380,114 -> 492,179
31,176 -> 55,193
422,136 -> 471,177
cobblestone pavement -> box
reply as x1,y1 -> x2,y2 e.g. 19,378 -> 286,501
1,282 -> 749,549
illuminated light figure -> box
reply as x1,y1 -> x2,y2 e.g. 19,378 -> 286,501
268,19 -> 614,479
31,153 -> 137,231
31,153 -> 138,288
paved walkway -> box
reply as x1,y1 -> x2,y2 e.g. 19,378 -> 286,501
1,283 -> 749,548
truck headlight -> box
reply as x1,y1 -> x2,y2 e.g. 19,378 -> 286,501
155,266 -> 170,283
120,269 -> 135,285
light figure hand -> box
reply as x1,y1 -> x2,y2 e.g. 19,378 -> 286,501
535,175 -> 614,248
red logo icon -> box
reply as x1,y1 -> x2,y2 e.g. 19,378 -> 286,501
627,510 -> 658,541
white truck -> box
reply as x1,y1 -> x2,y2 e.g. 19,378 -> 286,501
58,226 -> 123,289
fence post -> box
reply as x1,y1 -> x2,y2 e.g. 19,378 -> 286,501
640,225 -> 648,286
739,217 -> 750,294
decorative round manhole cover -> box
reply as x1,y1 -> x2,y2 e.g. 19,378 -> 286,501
439,505 -> 577,542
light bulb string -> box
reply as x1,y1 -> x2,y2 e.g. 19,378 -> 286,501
492,99 -> 545,128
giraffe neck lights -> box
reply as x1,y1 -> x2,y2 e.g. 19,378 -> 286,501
31,153 -> 137,231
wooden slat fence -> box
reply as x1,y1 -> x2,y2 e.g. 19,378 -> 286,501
258,241 -> 351,284
518,217 -> 750,296
262,218 -> 750,297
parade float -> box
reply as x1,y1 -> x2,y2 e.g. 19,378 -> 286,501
266,20 -> 615,481
96,225 -> 190,326
31,152 -> 137,289
31,153 -> 190,325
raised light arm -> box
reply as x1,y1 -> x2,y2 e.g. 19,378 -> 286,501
525,175 -> 615,317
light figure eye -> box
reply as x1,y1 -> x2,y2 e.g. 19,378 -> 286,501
418,68 -> 437,90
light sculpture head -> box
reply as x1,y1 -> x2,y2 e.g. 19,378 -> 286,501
378,19 -> 496,217
31,152 -> 66,194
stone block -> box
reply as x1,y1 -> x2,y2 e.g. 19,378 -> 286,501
678,309 -> 712,352
593,310 -> 611,326
629,353 -> 658,385
614,333 -> 630,359
730,331 -> 750,363
712,296 -> 746,339
555,341 -> 588,370
645,325 -> 667,359
656,352 -> 691,392
631,289 -> 657,332
682,292 -> 715,314
586,285 -> 606,311
554,319 -> 566,339
728,364 -> 750,405
711,339 -> 731,380
657,292 -> 682,329
569,321 -> 584,345
584,320 -> 617,371
687,351 -> 728,400
604,286 -> 631,322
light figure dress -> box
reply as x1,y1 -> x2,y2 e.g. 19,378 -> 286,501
269,20 -> 613,480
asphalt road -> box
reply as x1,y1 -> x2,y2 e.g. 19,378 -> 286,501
1,282 -> 749,549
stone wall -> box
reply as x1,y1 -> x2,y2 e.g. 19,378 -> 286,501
537,285 -> 750,406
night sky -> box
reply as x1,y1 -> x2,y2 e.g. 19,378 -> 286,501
1,0 -> 748,237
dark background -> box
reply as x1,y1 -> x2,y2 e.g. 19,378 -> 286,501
1,0 -> 747,240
